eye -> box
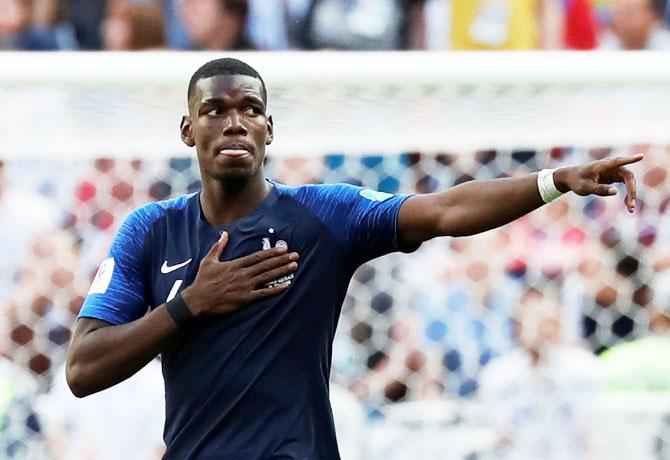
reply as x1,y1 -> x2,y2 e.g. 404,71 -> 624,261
206,108 -> 223,117
244,106 -> 261,116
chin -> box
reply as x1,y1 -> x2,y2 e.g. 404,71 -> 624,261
214,169 -> 255,188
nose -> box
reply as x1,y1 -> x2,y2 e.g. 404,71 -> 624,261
223,110 -> 247,136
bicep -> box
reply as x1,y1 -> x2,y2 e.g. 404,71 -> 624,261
397,193 -> 451,246
70,317 -> 114,346
300,184 -> 416,262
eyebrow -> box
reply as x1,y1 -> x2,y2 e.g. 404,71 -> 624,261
199,94 -> 265,107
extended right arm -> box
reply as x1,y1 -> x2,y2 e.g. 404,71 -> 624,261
66,231 -> 298,397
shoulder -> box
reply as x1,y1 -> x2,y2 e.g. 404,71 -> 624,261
110,194 -> 195,256
273,181 -> 399,206
273,181 -> 361,200
121,193 -> 195,234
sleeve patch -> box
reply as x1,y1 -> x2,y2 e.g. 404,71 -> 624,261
88,258 -> 115,295
359,189 -> 394,202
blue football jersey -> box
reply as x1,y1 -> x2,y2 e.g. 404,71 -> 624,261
79,181 -> 416,459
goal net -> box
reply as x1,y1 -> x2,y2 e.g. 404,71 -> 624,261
1,51 -> 669,460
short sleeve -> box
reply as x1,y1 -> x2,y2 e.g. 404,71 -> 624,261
293,184 -> 419,265
78,205 -> 160,325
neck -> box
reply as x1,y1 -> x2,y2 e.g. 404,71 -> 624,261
200,173 -> 270,226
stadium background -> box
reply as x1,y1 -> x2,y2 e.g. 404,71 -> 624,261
2,0 -> 670,459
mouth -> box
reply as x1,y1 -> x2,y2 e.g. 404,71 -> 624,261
218,143 -> 251,158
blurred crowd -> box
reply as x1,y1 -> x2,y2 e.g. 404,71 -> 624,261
1,0 -> 670,51
1,145 -> 670,458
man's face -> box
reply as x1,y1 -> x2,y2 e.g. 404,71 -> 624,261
179,0 -> 245,49
181,74 -> 273,185
0,0 -> 28,36
612,0 -> 658,49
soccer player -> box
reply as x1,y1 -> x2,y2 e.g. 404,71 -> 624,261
66,58 -> 641,459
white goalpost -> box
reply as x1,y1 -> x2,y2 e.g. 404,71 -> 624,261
1,52 -> 670,158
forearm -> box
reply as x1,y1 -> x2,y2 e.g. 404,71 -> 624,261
66,305 -> 179,397
399,155 -> 640,245
399,173 -> 548,244
437,174 -> 545,237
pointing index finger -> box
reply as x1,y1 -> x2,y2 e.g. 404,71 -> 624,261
604,154 -> 644,170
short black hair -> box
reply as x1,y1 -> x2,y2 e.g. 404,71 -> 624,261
187,58 -> 267,105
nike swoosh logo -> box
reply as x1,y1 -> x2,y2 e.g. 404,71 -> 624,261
161,259 -> 192,274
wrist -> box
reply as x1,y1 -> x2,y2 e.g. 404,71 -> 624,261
165,292 -> 197,329
537,168 -> 566,203
177,288 -> 201,318
552,167 -> 571,193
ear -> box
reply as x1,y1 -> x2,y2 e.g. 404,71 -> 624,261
180,115 -> 195,147
265,115 -> 274,145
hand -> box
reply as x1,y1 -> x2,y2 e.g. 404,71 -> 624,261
180,232 -> 298,316
553,154 -> 643,213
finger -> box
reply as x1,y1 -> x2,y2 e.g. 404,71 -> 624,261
618,167 -> 637,212
599,154 -> 644,171
205,231 -> 229,261
246,252 -> 299,277
249,282 -> 291,301
252,262 -> 298,286
589,183 -> 618,197
237,246 -> 289,267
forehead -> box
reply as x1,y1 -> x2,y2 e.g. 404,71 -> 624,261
192,74 -> 264,105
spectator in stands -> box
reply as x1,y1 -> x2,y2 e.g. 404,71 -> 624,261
299,0 -> 426,50
0,0 -> 28,49
245,0 -> 310,50
67,0 -> 106,49
179,0 -> 253,50
102,2 -> 167,50
600,0 -> 670,49
449,0 -> 544,50
445,0 -> 599,50
563,0 -> 599,49
478,285 -> 600,459
0,0 -> 75,50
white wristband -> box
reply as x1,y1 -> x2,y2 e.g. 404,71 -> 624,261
537,169 -> 564,203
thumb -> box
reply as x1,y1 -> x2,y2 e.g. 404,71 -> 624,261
206,231 -> 229,261
591,183 -> 618,197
